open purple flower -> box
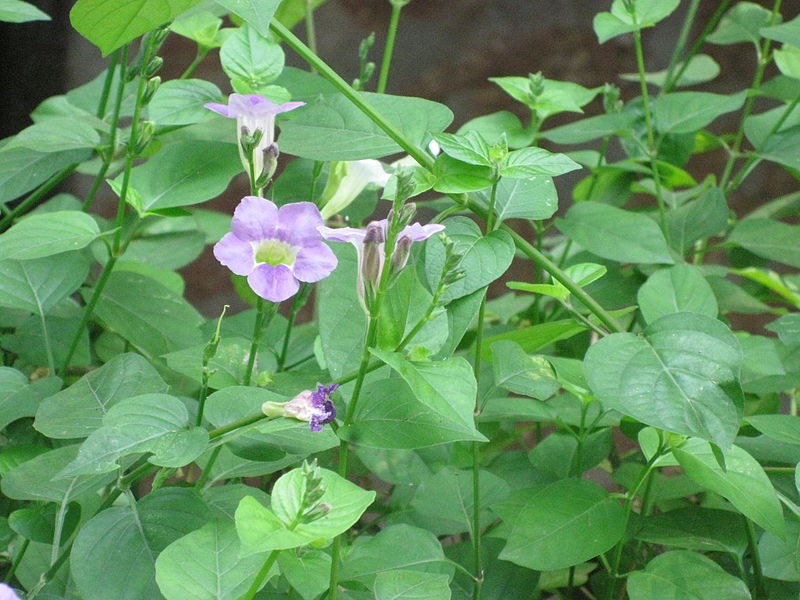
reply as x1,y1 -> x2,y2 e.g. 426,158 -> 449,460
0,584 -> 22,600
262,384 -> 339,432
204,94 -> 305,179
318,219 -> 444,303
214,196 -> 337,302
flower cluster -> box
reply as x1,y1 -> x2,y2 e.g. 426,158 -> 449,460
262,384 -> 339,432
213,196 -> 337,302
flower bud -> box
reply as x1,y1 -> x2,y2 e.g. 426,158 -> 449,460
390,234 -> 413,273
134,120 -> 156,155
528,71 -> 545,101
361,222 -> 385,301
144,56 -> 164,78
603,83 -> 622,114
142,76 -> 161,105
239,126 -> 264,155
256,143 -> 280,186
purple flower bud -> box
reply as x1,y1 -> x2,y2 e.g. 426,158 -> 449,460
261,384 -> 338,432
390,235 -> 413,273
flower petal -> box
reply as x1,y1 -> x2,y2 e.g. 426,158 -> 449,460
317,225 -> 370,244
204,102 -> 234,118
277,202 -> 325,246
293,242 -> 338,283
401,222 -> 446,241
213,232 -> 255,276
248,263 -> 299,302
231,196 -> 279,242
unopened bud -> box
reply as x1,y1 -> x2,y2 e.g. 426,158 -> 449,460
144,56 -> 164,78
391,235 -> 413,273
261,143 -> 280,180
603,83 -> 622,114
302,502 -> 331,524
361,222 -> 384,293
528,71 -> 545,101
142,76 -> 161,105
134,120 -> 156,155
239,127 -> 263,155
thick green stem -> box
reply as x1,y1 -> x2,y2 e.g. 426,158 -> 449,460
377,2 -> 403,93
241,550 -> 280,600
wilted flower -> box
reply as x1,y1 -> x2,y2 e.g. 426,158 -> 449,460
319,160 -> 390,219
204,93 -> 304,180
318,219 -> 444,304
213,196 -> 337,302
262,384 -> 339,432
0,584 -> 22,600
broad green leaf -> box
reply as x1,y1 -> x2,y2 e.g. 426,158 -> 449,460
500,146 -> 581,179
277,549 -> 331,600
274,0 -> 326,29
220,24 -> 284,88
509,262 -> 607,301
766,313 -> 800,346
124,141 -> 241,211
0,376 -> 61,431
758,519 -> 800,581
236,468 -> 375,554
57,394 -> 209,477
0,252 -> 89,314
410,468 -> 510,535
341,524 -> 451,585
747,415 -> 800,445
634,507 -> 748,555
156,519 -> 271,600
279,92 -> 453,161
620,54 -> 721,88
594,0 -> 680,43
489,76 -> 599,119
730,218 -> 800,268
653,91 -> 746,134
475,176 -> 558,224
756,125 -> 800,170
490,340 -> 559,400
369,350 -> 484,442
761,14 -> 800,46
8,502 -> 80,545
214,0 -> 280,38
585,312 -> 743,449
70,0 -> 204,55
556,202 -> 674,265
431,155 -> 494,193
424,217 -> 516,301
738,333 -> 800,394
457,110 -> 536,147
432,131 -> 493,167
163,337 -> 254,389
447,537 -> 540,600
482,320 -> 587,360
775,45 -> 800,80
708,1 -> 774,46
374,571 -> 451,600
88,270 -> 203,357
1,445 -> 115,502
627,550 -> 751,600
0,0 -> 50,22
149,78 -> 222,125
666,186 -> 729,252
542,112 -> 635,144
170,10 -> 223,47
0,147 -> 88,206
673,438 -> 785,537
72,489 -> 212,600
35,353 -> 167,439
637,263 -> 718,324
499,479 -> 625,570
529,429 -> 613,479
4,117 -> 100,152
0,211 -> 100,261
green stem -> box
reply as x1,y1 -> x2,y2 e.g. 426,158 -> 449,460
241,550 -> 280,600
661,0 -> 700,92
744,517 -> 767,600
5,537 -> 29,584
195,446 -> 222,488
377,2 -> 403,93
720,0 -> 782,191
180,47 -> 208,79
95,49 -> 120,119
278,284 -> 310,370
305,0 -> 318,57
0,164 -> 79,230
243,299 -> 277,386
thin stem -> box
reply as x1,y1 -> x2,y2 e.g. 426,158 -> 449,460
95,49 -> 120,119
243,299 -> 277,386
180,47 -> 208,79
278,284 -> 310,370
662,0 -> 700,92
305,0 -> 318,57
377,2 -> 403,93
744,517 -> 767,599
241,551 -> 280,600
4,537 -> 29,583
0,164 -> 79,230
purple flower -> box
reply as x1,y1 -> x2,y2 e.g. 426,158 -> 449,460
262,384 -> 339,432
214,196 -> 337,302
204,94 -> 305,179
318,219 -> 444,302
0,584 -> 22,600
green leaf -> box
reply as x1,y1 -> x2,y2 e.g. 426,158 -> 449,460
637,263 -> 718,324
124,141 -> 242,211
529,430 -> 613,479
666,186 -> 729,253
653,91 -> 747,134
490,340 -> 559,400
746,414 -> 800,445
0,211 -> 100,261
72,489 -> 212,600
594,0 -> 680,43
0,252 -> 89,315
214,0 -> 280,38
170,10 -> 223,47
70,0 -> 204,55
708,1 -> 774,46
476,176 -> 558,224
500,146 -> 581,178
730,218 -> 800,268
431,155 -> 494,193
489,76 -> 599,119
457,110 -> 536,148
374,571 -> 452,600
635,507 -> 748,555
556,202 -> 674,265
149,79 -> 222,125
35,353 -> 167,439
278,92 -> 453,161
499,479 -> 625,570
542,112 -> 635,144
482,319 -> 587,360
627,550 -> 751,600
0,0 -> 50,22
774,45 -> 800,80
9,502 -> 80,545
424,217 -> 516,301
5,117 -> 100,153
620,54 -> 721,88
756,125 -> 800,170
0,376 -> 61,431
156,519 -> 271,600
673,438 -> 785,538
766,313 -> 800,346
274,0 -> 326,29
758,519 -> 800,581
220,24 -> 284,88
585,312 -> 743,449
432,130 -> 493,167
88,270 -> 203,357
341,524 -> 450,585
509,262 -> 607,301
277,549 -> 331,600
0,147 -> 88,206
761,14 -> 800,46
57,394 -> 209,477
236,468 -> 375,554
368,350 -> 485,443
